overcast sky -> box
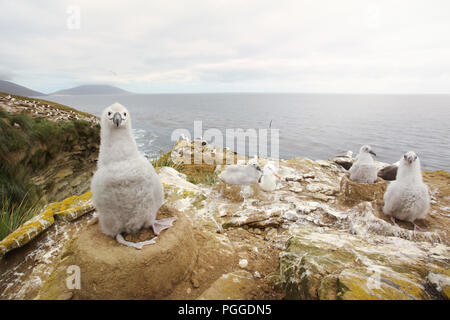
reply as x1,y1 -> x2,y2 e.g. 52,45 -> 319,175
1,0 -> 449,93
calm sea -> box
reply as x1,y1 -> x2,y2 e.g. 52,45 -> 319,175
47,93 -> 450,171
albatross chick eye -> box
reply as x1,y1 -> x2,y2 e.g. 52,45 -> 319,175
108,111 -> 112,116
123,112 -> 126,117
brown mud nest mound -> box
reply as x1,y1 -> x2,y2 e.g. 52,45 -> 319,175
340,174 -> 387,202
38,205 -> 197,300
215,182 -> 267,202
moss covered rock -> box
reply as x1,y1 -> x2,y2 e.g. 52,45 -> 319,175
279,226 -> 449,300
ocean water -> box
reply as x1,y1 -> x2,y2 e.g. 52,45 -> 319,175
47,93 -> 450,171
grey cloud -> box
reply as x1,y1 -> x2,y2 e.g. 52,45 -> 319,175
0,68 -> 15,80
0,0 -> 450,93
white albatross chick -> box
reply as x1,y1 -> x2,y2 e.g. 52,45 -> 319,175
258,161 -> 281,192
218,156 -> 263,185
349,145 -> 378,183
382,151 -> 430,232
239,259 -> 248,269
179,133 -> 190,143
91,103 -> 176,250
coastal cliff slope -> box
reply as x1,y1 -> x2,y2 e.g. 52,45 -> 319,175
0,93 -> 99,206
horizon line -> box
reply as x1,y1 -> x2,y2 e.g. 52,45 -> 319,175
3,79 -> 450,96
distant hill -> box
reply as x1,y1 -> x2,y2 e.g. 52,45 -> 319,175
51,84 -> 130,96
0,80 -> 46,96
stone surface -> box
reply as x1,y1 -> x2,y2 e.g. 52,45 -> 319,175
197,270 -> 256,300
279,226 -> 449,300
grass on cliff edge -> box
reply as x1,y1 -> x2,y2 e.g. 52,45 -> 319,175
0,193 -> 41,241
152,150 -> 184,172
0,109 -> 99,205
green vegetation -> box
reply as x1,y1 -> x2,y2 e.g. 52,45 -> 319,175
0,93 -> 99,241
152,150 -> 184,172
151,149 -> 220,185
0,110 -> 99,229
189,172 -> 218,185
0,111 -> 98,201
0,193 -> 42,241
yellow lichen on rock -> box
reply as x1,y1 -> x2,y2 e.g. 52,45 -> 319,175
337,268 -> 427,300
0,208 -> 54,258
427,271 -> 450,299
280,226 -> 449,300
0,191 -> 94,258
46,191 -> 94,222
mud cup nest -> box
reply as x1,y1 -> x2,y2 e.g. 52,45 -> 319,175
215,182 -> 265,202
38,205 -> 197,300
340,174 -> 387,202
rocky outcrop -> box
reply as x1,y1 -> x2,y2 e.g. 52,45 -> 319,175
156,149 -> 450,300
1,140 -> 449,300
29,140 -> 99,204
280,226 -> 449,300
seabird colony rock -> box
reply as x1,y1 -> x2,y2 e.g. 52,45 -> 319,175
0,94 -> 99,125
1,139 -> 449,300
280,225 -> 449,300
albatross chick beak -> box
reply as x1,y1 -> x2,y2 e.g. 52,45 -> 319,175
113,112 -> 122,127
369,150 -> 376,156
